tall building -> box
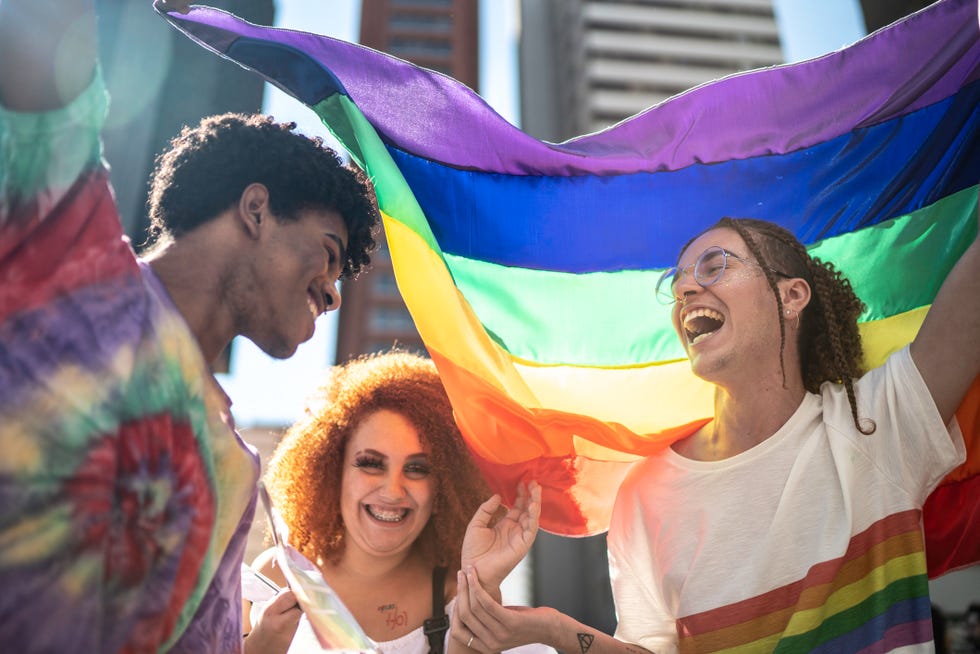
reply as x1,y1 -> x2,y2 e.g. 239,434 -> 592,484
858,0 -> 931,32
335,0 -> 480,362
521,0 -> 783,142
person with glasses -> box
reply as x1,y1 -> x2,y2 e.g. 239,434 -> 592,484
451,211 -> 978,653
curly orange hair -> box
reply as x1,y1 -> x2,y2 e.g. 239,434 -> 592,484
263,350 -> 490,571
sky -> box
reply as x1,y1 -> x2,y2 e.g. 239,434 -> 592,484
219,0 -> 869,426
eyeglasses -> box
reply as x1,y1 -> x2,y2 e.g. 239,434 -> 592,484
655,246 -> 777,305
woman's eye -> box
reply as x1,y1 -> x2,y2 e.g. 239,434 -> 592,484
404,463 -> 431,479
353,456 -> 384,472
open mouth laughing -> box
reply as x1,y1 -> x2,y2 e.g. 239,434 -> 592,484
307,286 -> 325,320
683,307 -> 725,345
365,504 -> 410,523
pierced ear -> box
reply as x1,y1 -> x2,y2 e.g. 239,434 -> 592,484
238,183 -> 270,237
781,276 -> 811,314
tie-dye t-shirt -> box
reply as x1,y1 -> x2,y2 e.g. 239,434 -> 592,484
0,70 -> 259,653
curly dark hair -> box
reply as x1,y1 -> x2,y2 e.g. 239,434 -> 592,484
264,350 -> 490,571
684,217 -> 874,434
146,113 -> 378,278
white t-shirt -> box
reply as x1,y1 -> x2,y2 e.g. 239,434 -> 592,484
608,346 -> 965,653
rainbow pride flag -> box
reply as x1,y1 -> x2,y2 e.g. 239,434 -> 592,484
160,0 -> 980,577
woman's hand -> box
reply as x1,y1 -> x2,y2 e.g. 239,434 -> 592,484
244,589 -> 303,654
452,566 -> 557,653
460,481 -> 541,594
453,567 -> 656,654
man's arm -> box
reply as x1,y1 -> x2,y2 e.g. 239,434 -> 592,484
910,189 -> 980,424
0,0 -> 96,111
452,568 -> 656,654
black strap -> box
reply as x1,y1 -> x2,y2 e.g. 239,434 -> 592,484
423,566 -> 450,654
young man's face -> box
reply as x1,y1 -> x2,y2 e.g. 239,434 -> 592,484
241,207 -> 349,359
669,227 -> 782,383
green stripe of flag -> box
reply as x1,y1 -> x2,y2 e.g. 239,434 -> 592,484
447,188 -> 977,367
314,95 -> 444,257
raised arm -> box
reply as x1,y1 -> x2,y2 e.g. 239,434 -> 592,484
460,481 -> 541,597
910,188 -> 980,423
453,567 -> 656,654
0,0 -> 96,111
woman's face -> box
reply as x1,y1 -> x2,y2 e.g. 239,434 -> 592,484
338,409 -> 436,561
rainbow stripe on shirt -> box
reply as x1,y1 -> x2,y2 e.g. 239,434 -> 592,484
676,511 -> 931,652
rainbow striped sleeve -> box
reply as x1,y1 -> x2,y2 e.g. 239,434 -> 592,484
160,0 -> 980,576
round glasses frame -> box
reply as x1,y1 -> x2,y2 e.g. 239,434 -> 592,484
655,246 -> 780,305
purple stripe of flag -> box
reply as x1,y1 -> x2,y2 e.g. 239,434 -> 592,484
164,1 -> 980,176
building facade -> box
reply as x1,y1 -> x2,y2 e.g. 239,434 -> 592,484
520,0 -> 783,142
858,0 -> 932,32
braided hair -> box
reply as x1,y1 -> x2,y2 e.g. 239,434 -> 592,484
688,217 -> 874,434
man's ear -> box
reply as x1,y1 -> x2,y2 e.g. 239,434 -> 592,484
781,276 -> 811,314
238,183 -> 270,237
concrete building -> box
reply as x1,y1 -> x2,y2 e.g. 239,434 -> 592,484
520,0 -> 783,142
858,0 -> 932,32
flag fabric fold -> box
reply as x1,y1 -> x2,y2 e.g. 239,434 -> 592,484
160,0 -> 980,577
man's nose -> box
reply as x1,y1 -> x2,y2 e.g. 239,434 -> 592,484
323,282 -> 341,311
672,267 -> 701,298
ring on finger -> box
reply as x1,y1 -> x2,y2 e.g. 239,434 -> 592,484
467,636 -> 474,648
